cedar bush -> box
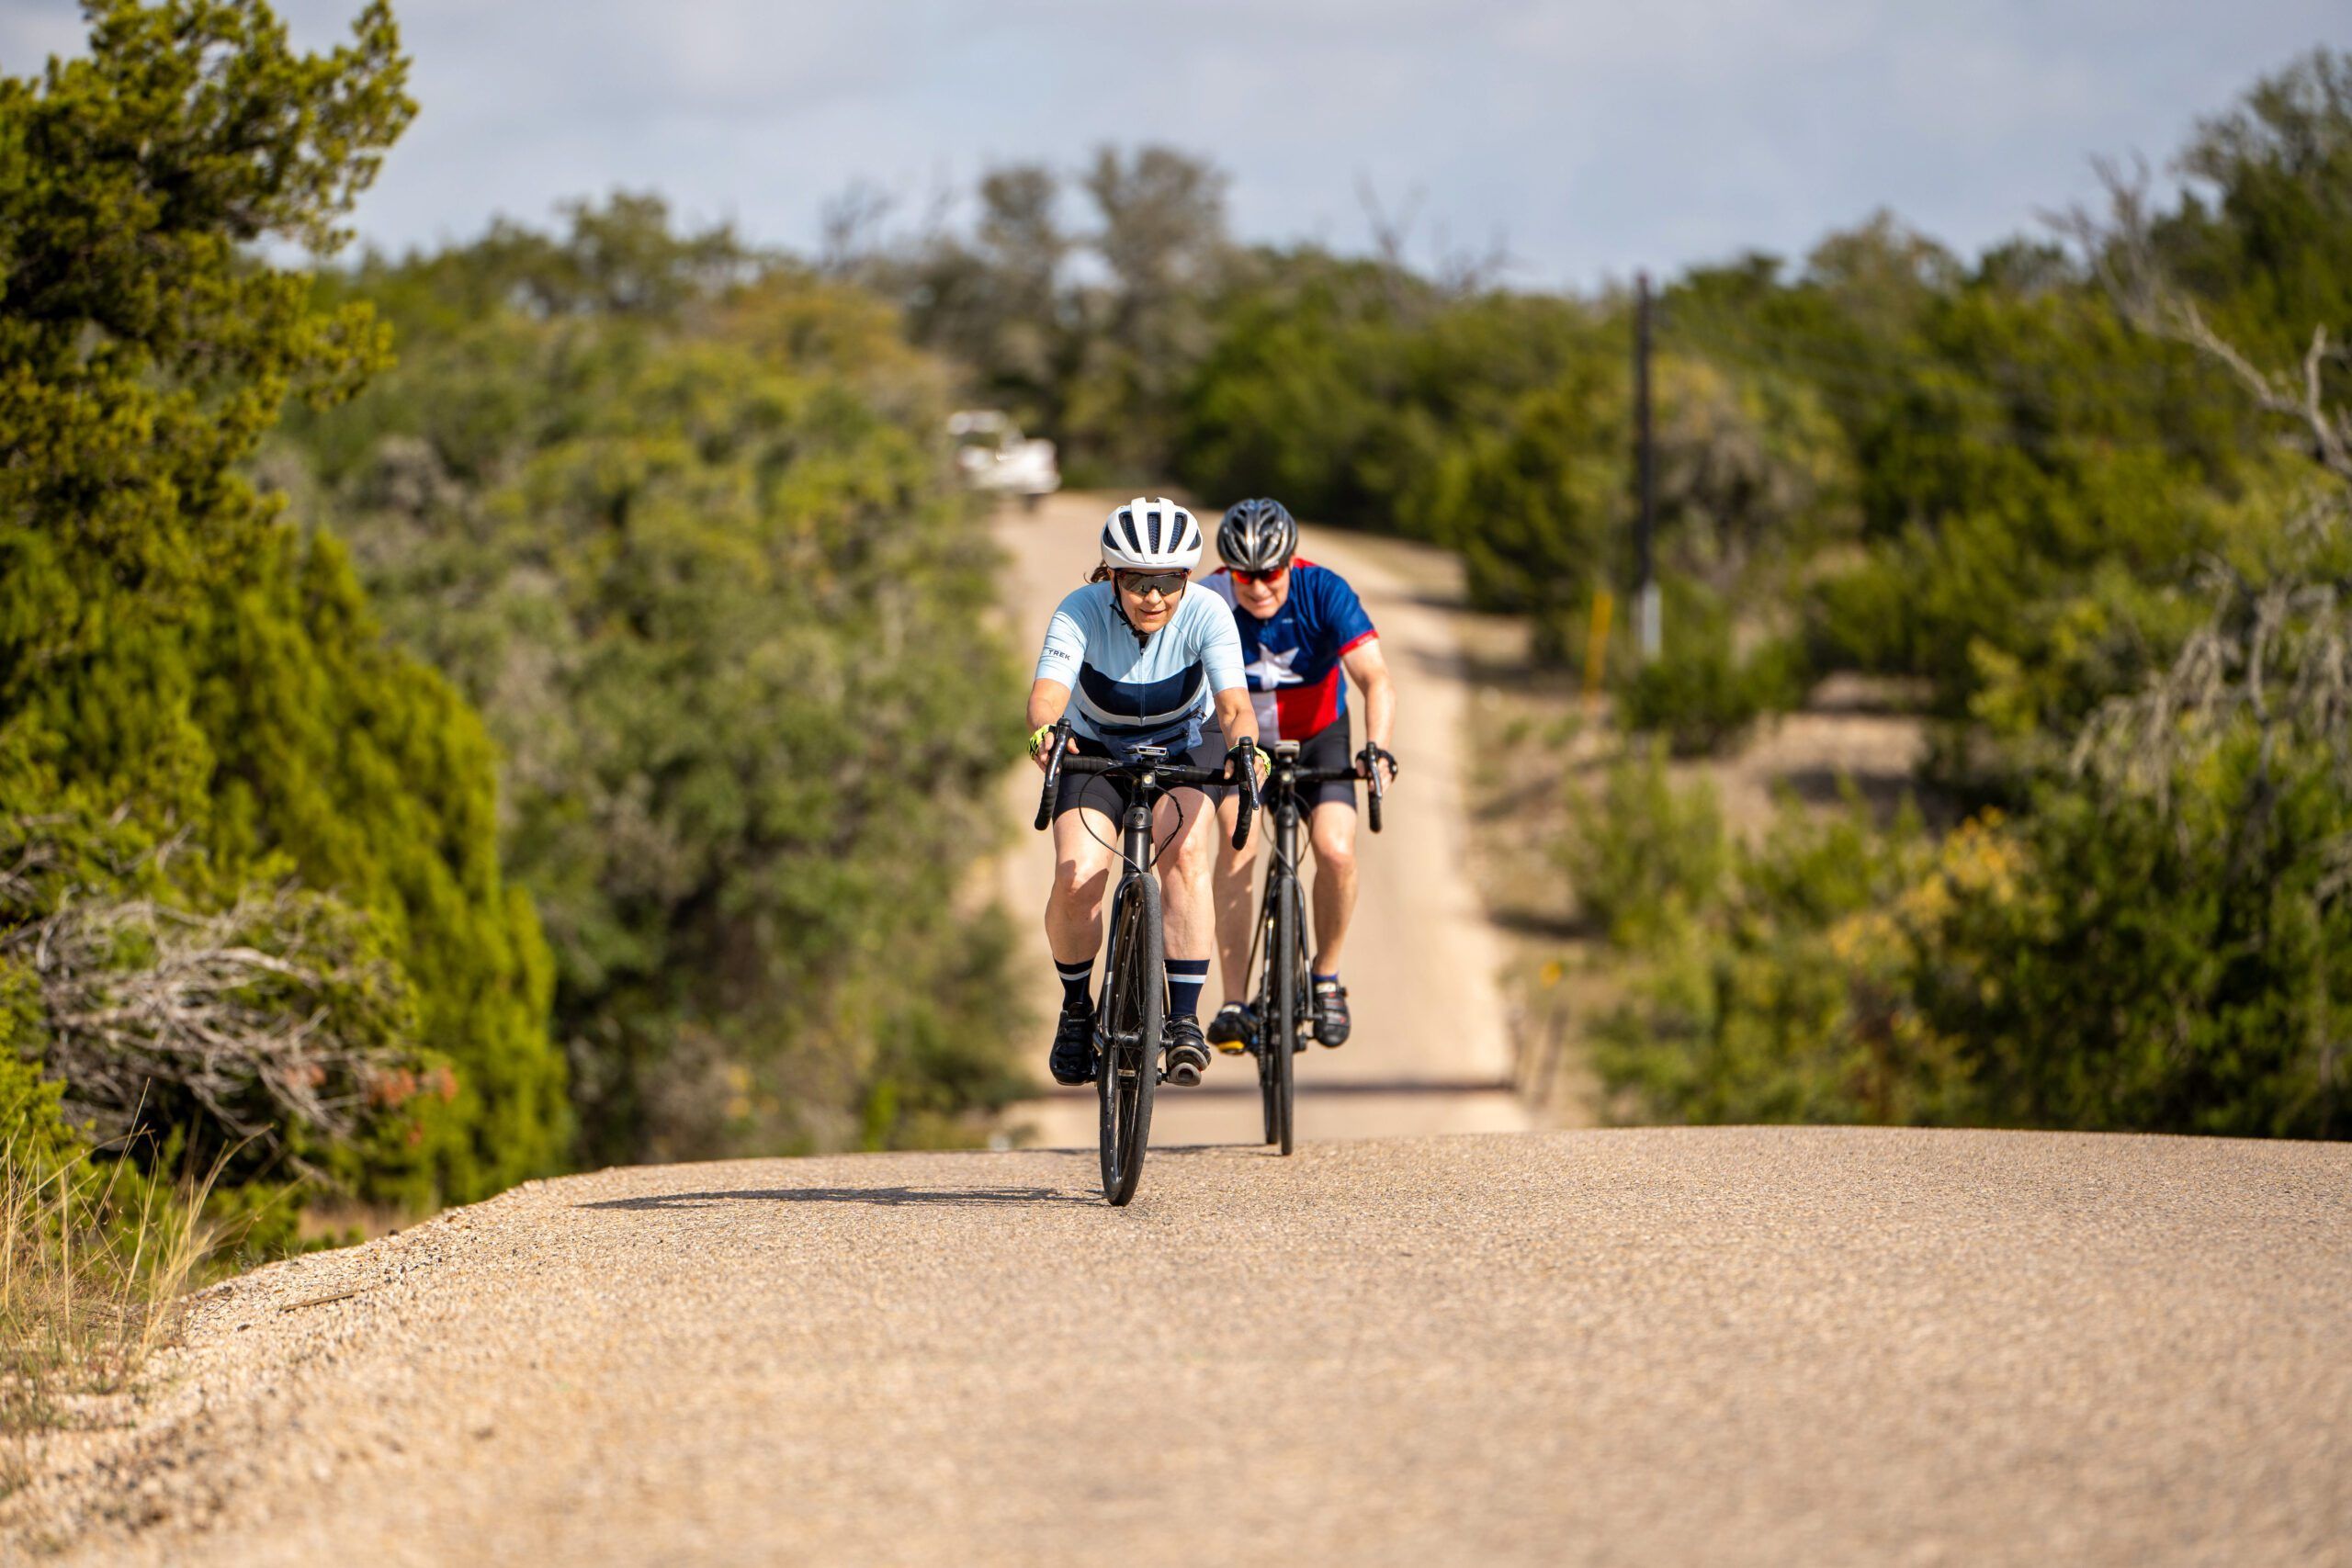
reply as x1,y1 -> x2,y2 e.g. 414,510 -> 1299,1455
0,1 -> 563,1206
1615,581 -> 1810,757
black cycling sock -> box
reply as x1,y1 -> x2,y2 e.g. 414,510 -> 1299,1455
1166,958 -> 1209,1021
1056,959 -> 1092,1010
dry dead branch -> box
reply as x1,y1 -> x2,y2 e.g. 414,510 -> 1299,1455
2075,531 -> 2352,813
2,879 -> 418,1167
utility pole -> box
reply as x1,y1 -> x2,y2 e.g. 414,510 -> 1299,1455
1634,270 -> 1661,662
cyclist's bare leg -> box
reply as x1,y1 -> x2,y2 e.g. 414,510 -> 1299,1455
1155,785 -> 1216,964
1046,806 -> 1119,965
1306,799 -> 1360,973
1209,790 -> 1258,1003
1150,785 -> 1219,1082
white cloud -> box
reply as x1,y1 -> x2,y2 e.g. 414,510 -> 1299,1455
2,0 -> 2342,284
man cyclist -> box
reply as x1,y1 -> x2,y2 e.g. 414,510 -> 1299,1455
1203,498 -> 1398,1051
1028,497 -> 1263,1090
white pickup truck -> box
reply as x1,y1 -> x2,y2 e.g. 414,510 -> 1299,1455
948,410 -> 1059,511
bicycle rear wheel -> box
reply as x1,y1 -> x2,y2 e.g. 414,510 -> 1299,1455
1097,874 -> 1163,1205
1253,886 -> 1279,1145
1270,874 -> 1301,1156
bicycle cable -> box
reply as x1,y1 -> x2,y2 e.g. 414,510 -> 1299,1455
1070,774 -> 1191,874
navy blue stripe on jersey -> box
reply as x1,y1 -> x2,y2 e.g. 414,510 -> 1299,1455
1077,660 -> 1204,731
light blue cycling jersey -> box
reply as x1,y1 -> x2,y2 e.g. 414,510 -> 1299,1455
1034,582 -> 1246,752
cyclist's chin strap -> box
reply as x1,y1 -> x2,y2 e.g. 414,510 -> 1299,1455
1110,593 -> 1153,647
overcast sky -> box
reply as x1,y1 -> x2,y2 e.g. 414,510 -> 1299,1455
4,1 -> 2343,288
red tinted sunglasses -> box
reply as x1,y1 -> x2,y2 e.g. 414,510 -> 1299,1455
1230,565 -> 1290,586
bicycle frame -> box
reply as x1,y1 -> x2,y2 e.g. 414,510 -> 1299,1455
1034,723 -> 1256,1202
1245,740 -> 1381,1155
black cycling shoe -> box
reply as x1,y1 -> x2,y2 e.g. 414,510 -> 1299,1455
1311,978 -> 1351,1046
1161,1014 -> 1212,1087
1048,999 -> 1098,1087
1205,999 -> 1256,1055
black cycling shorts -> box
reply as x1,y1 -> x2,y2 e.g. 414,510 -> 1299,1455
1223,714 -> 1357,813
1050,733 -> 1229,821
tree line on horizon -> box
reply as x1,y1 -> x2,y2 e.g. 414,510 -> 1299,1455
838,47 -> 2352,1138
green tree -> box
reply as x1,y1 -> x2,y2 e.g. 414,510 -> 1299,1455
2161,49 -> 2352,388
0,1 -> 564,1202
1061,145 -> 1233,479
1586,52 -> 2352,1140
283,204 -> 1027,1164
897,164 -> 1072,430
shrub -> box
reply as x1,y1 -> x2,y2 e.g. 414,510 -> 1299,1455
1589,672 -> 2352,1138
1560,743 -> 1729,947
1616,582 -> 1810,756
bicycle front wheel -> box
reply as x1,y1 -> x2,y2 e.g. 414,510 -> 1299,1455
1271,873 -> 1301,1156
1253,890 -> 1280,1146
1097,874 -> 1163,1205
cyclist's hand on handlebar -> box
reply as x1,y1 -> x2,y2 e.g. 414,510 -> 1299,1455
1242,740 -> 1270,789
1357,743 -> 1398,786
1028,723 -> 1063,773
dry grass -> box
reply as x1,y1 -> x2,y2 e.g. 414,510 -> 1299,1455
0,1142 -> 227,1496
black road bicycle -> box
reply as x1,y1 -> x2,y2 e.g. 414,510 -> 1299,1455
1034,720 -> 1258,1205
1241,740 -> 1386,1156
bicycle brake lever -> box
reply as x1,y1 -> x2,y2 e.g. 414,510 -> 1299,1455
1033,720 -> 1070,832
1229,741 -> 1259,852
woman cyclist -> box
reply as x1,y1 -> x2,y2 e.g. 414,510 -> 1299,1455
1027,498 -> 1263,1089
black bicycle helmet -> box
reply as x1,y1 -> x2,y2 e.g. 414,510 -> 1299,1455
1216,498 -> 1299,573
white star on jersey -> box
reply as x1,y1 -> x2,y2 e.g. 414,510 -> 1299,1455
1243,646 -> 1305,687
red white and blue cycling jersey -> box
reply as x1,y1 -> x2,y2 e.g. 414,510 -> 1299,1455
1202,559 -> 1377,742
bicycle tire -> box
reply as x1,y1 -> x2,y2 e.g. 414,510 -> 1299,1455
1254,888 -> 1279,1145
1097,874 -> 1162,1205
1272,873 -> 1300,1156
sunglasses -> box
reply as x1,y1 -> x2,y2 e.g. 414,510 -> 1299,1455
1118,571 -> 1189,599
1230,565 -> 1289,586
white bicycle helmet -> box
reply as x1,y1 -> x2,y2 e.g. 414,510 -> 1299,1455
1100,496 -> 1204,573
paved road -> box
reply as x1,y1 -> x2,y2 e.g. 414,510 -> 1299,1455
16,1128 -> 2346,1564
991,493 -> 1529,1147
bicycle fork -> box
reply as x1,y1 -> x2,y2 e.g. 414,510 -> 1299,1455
1252,791 -> 1306,1044
1099,778 -> 1162,1075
